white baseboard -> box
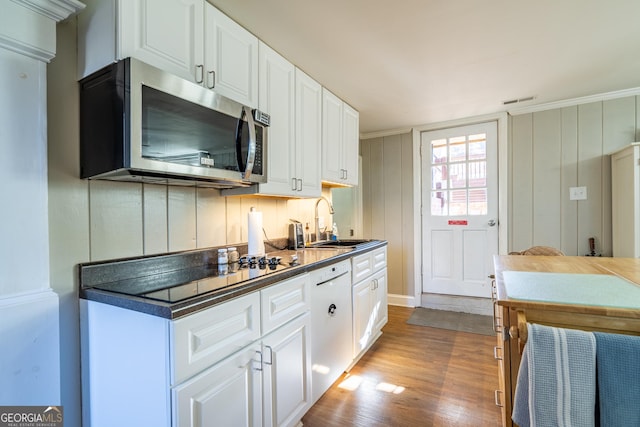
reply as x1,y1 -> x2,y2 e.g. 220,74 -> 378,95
420,293 -> 493,316
387,293 -> 417,307
0,289 -> 60,405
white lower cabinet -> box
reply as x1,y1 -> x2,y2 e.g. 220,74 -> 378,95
81,273 -> 311,427
172,273 -> 311,427
173,312 -> 311,427
173,342 -> 263,427
352,247 -> 388,360
262,313 -> 311,427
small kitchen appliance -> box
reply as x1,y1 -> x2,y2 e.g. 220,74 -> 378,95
288,222 -> 304,249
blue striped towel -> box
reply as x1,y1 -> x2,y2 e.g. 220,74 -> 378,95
512,323 -> 596,427
594,332 -> 640,426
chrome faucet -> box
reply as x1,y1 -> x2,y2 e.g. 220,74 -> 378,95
314,196 -> 335,242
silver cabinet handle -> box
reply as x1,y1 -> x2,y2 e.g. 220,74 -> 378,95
207,70 -> 215,89
297,179 -> 302,191
264,346 -> 273,366
253,350 -> 263,371
195,64 -> 204,84
494,390 -> 504,407
291,178 -> 297,191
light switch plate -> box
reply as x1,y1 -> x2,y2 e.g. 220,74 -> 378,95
569,186 -> 587,200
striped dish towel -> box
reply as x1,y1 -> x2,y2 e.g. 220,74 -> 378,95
512,323 -> 596,427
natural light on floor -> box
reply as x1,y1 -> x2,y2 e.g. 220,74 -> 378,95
338,374 -> 406,394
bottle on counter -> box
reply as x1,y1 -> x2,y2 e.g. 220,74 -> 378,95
218,248 -> 228,265
305,222 -> 312,246
331,223 -> 339,241
217,248 -> 228,275
227,247 -> 239,263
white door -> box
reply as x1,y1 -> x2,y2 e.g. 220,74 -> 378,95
421,122 -> 498,298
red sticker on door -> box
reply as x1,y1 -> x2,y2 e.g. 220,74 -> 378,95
448,220 -> 468,225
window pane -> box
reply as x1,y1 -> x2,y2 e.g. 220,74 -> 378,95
468,134 -> 486,160
431,165 -> 448,190
449,189 -> 467,215
432,139 -> 447,163
449,137 -> 466,162
431,191 -> 448,216
468,188 -> 487,215
468,161 -> 486,187
449,163 -> 466,188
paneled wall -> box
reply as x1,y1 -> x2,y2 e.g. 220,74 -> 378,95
509,96 -> 639,256
360,132 -> 415,299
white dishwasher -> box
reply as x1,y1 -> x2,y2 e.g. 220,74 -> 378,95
310,259 -> 353,404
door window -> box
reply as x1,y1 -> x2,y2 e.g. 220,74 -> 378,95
430,133 -> 487,216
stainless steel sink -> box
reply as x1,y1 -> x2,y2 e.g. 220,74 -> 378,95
308,239 -> 374,249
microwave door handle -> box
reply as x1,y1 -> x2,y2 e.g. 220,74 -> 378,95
239,106 -> 257,180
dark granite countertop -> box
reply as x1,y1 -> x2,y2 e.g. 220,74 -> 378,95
80,240 -> 387,319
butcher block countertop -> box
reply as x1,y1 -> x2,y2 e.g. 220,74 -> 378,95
494,255 -> 640,320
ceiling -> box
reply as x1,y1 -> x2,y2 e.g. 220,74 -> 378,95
209,0 -> 640,134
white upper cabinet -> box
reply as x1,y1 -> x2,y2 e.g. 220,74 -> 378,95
295,68 -> 323,197
256,42 -> 296,196
225,43 -> 321,198
78,0 -> 258,107
322,88 -> 359,186
79,0 -> 204,80
204,4 -> 258,107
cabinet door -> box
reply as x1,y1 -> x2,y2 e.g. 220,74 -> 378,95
372,268 -> 388,333
342,103 -> 360,185
173,343 -> 262,427
322,88 -> 344,183
205,4 -> 258,107
119,0 -> 204,82
352,279 -> 372,357
255,41 -> 296,196
262,313 -> 312,427
295,68 -> 322,197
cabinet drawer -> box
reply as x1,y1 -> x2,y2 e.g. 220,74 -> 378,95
171,292 -> 261,385
261,273 -> 311,335
352,246 -> 387,283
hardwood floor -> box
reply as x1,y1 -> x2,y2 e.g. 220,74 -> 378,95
302,305 -> 502,427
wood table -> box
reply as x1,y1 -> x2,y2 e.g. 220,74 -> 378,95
492,255 -> 640,427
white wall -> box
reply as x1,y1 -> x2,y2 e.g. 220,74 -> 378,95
509,97 -> 639,256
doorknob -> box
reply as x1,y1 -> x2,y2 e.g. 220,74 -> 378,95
488,219 -> 497,227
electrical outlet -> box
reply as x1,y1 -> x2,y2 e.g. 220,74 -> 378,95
569,186 -> 587,200
318,217 -> 325,230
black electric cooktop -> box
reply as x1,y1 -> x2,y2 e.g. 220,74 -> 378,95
91,255 -> 292,303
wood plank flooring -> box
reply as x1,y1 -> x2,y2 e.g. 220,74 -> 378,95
302,305 -> 502,427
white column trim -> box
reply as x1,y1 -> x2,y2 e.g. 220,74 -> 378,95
1,0 -> 84,62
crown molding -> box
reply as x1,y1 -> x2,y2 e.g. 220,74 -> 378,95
508,87 -> 640,116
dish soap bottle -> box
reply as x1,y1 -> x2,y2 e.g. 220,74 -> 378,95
331,222 -> 339,241
305,222 -> 312,246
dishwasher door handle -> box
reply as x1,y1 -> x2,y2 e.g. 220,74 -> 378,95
315,270 -> 349,286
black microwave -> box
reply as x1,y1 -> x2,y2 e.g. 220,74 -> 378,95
79,58 -> 269,188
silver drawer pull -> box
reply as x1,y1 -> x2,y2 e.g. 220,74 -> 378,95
494,389 -> 504,408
